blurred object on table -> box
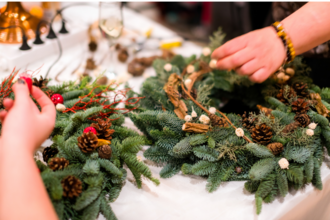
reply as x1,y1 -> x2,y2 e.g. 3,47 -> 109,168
0,2 -> 48,44
41,2 -> 61,22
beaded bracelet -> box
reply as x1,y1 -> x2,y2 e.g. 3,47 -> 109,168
271,21 -> 296,63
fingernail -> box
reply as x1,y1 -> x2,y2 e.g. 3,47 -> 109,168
17,78 -> 25,84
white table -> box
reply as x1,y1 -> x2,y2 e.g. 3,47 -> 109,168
2,3 -> 330,220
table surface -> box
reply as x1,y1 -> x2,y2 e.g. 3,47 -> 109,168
2,2 -> 330,220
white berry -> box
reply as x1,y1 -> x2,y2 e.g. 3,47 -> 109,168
209,59 -> 217,69
308,123 -> 317,130
184,115 -> 192,122
199,115 -> 210,125
184,79 -> 192,87
209,107 -> 217,114
306,129 -> 314,136
186,64 -> 195,74
202,47 -> 211,56
235,128 -> 244,137
278,158 -> 289,169
164,63 -> 172,72
56,103 -> 66,112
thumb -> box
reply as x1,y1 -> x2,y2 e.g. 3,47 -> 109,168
12,79 -> 30,106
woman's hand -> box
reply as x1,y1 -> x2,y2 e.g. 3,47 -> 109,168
0,79 -> 56,153
211,26 -> 286,83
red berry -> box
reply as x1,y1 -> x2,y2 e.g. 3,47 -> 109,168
83,127 -> 97,135
51,94 -> 64,105
20,76 -> 32,93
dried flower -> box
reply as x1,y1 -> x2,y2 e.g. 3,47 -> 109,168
308,122 -> 317,130
209,107 -> 217,114
277,72 -> 285,79
202,47 -> 211,56
191,107 -> 197,118
164,63 -> 172,72
184,115 -> 192,122
199,115 -> 210,125
209,59 -> 217,69
306,129 -> 314,136
235,128 -> 244,137
278,158 -> 289,169
137,155 -> 143,162
56,103 -> 66,112
186,64 -> 195,74
184,79 -> 192,87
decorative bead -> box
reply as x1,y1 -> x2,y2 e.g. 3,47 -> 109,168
202,47 -> 211,56
186,65 -> 195,74
308,123 -> 317,130
55,103 -> 66,112
209,107 -> 217,114
278,158 -> 289,169
306,129 -> 314,136
209,59 -> 217,69
164,63 -> 172,72
235,128 -> 244,137
83,127 -> 97,135
51,94 -> 64,105
184,115 -> 192,122
199,115 -> 210,125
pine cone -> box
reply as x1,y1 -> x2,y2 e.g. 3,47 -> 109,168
267,142 -> 284,155
45,89 -> 54,98
48,157 -> 69,171
61,176 -> 82,198
251,123 -> 273,145
88,41 -> 97,52
292,82 -> 309,98
33,76 -> 49,89
98,145 -> 112,159
78,132 -> 98,153
291,98 -> 309,114
91,118 -> 115,141
209,114 -> 228,128
240,111 -> 256,131
43,147 -> 59,163
294,114 -> 310,127
276,87 -> 296,105
282,121 -> 300,134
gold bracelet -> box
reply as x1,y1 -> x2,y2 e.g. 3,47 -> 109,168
271,21 -> 296,63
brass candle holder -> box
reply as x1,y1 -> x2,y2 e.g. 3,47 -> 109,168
0,2 -> 47,44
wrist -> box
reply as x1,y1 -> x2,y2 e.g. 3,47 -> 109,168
0,138 -> 35,155
266,26 -> 287,63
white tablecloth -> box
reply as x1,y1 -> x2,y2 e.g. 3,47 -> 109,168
2,2 -> 330,220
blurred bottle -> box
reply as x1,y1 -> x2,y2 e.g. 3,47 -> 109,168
42,2 -> 61,22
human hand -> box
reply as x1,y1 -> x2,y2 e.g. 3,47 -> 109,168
0,79 -> 56,154
211,27 -> 287,83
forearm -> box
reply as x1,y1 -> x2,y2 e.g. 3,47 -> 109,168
0,141 -> 58,220
282,2 -> 330,55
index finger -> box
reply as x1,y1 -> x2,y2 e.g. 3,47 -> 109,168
211,37 -> 247,60
31,86 -> 56,118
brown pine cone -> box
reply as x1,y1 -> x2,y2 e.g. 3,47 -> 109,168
251,123 -> 273,145
33,76 -> 49,89
294,114 -> 310,127
291,98 -> 309,114
240,111 -> 256,131
48,157 -> 69,171
45,89 -> 54,98
118,48 -> 129,63
98,145 -> 112,159
276,87 -> 296,105
209,114 -> 228,128
292,82 -> 309,98
282,121 -> 300,134
77,132 -> 98,153
127,59 -> 145,76
86,58 -> 97,70
88,41 -> 98,52
61,176 -> 82,198
43,147 -> 59,163
267,142 -> 284,155
91,118 -> 115,141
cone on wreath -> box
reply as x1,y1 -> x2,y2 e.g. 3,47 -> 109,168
61,175 -> 82,198
209,113 -> 228,128
48,157 -> 69,171
240,111 -> 256,131
43,147 -> 59,163
282,121 -> 300,134
98,145 -> 112,159
91,118 -> 115,141
276,87 -> 296,105
251,123 -> 273,145
77,132 -> 98,153
294,114 -> 311,127
267,142 -> 284,155
33,76 -> 49,89
292,82 -> 309,98
291,98 -> 310,114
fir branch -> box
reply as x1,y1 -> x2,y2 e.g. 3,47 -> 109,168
159,162 -> 182,178
276,170 -> 288,197
73,187 -> 102,211
81,196 -> 101,220
193,145 -> 219,162
100,197 -> 118,220
249,158 -> 276,181
191,161 -> 217,176
83,159 -> 100,175
245,143 -> 274,159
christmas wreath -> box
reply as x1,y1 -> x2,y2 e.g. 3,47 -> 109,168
0,71 -> 159,220
129,29 -> 330,214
